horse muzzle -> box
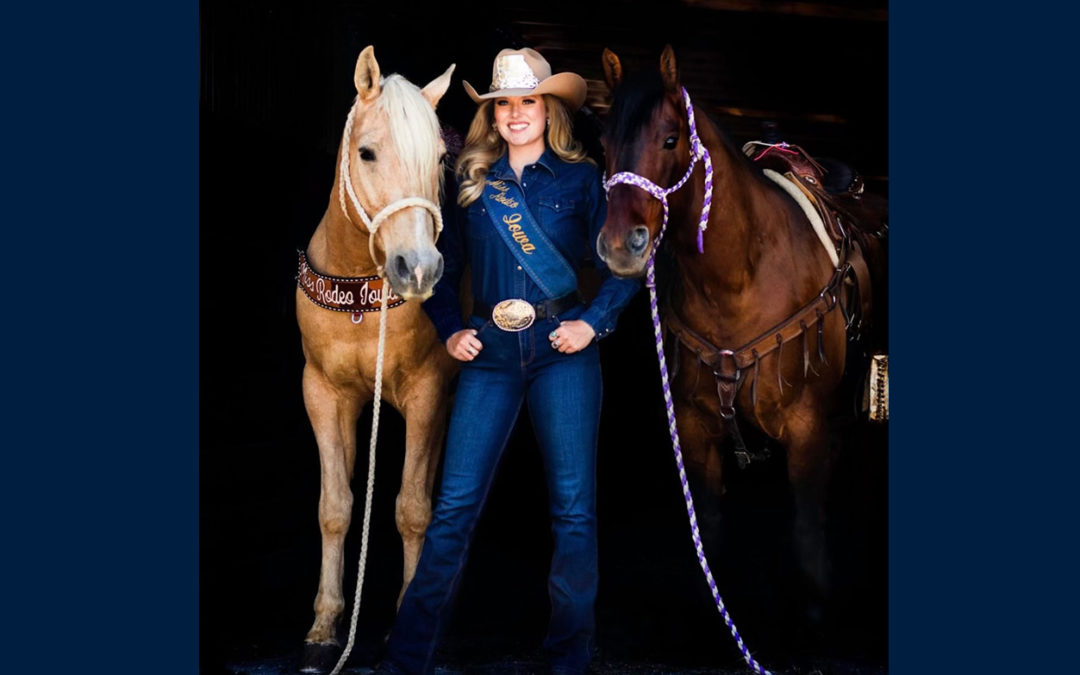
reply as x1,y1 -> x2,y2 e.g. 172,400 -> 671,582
597,226 -> 652,278
384,248 -> 443,300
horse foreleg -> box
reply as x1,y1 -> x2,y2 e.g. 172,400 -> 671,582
302,365 -> 366,661
394,375 -> 450,608
674,392 -> 726,496
783,398 -> 834,627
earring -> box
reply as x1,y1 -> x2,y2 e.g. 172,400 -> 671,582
491,121 -> 497,130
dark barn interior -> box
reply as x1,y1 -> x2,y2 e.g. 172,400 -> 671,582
199,1 -> 887,673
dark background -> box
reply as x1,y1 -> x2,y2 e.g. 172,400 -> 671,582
199,1 -> 887,673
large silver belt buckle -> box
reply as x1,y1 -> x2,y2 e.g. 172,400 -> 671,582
491,298 -> 536,332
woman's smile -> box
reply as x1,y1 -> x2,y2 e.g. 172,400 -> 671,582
494,95 -> 546,153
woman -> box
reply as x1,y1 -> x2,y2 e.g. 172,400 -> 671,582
379,48 -> 639,675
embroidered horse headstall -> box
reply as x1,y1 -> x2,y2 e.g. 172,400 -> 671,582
296,250 -> 405,314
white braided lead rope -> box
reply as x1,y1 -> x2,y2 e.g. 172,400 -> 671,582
328,288 -> 391,675
322,96 -> 443,675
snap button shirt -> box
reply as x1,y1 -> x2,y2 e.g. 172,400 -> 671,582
423,148 -> 640,343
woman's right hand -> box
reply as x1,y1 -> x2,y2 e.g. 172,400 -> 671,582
447,328 -> 483,362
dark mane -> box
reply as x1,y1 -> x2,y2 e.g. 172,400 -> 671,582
603,70 -> 666,168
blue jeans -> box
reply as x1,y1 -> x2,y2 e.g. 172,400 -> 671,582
382,307 -> 602,675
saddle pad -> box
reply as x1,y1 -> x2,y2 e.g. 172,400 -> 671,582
762,168 -> 839,268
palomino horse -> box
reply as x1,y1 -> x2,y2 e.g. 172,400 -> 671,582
596,46 -> 886,630
295,46 -> 457,672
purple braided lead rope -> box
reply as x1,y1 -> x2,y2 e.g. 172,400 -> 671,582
643,257 -> 773,675
603,87 -> 713,253
606,88 -> 772,675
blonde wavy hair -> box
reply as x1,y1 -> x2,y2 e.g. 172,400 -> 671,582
455,94 -> 592,207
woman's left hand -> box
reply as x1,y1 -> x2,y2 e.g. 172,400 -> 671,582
548,320 -> 596,354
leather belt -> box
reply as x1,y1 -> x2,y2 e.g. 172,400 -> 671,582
474,292 -> 582,331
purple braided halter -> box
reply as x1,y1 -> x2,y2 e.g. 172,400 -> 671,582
603,87 -> 714,254
608,87 -> 773,675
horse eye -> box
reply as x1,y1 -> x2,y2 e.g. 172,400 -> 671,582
359,147 -> 376,162
663,136 -> 678,150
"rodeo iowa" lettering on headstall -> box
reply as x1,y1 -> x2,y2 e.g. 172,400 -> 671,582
296,250 -> 404,313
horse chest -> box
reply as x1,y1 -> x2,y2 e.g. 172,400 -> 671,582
671,328 -> 812,440
332,332 -> 409,380
300,316 -> 405,382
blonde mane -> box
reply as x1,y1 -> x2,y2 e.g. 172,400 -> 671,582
378,74 -> 444,200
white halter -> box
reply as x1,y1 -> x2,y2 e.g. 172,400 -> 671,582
337,101 -> 444,270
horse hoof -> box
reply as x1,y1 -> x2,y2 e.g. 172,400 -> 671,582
299,642 -> 343,674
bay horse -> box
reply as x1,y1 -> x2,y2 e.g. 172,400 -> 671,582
295,46 -> 457,673
596,46 -> 886,633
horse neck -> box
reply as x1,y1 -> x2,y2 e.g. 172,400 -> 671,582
309,163 -> 380,278
670,110 -> 795,300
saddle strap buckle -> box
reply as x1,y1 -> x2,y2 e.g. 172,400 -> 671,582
712,359 -> 768,468
713,357 -> 742,421
840,262 -> 863,340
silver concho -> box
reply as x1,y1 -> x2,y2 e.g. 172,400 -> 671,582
491,298 -> 536,332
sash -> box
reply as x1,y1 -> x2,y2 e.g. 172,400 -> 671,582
482,178 -> 578,299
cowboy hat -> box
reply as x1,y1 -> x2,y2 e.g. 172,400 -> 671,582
463,48 -> 587,111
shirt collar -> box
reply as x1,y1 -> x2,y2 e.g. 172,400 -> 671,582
491,146 -> 561,182
535,148 -> 560,178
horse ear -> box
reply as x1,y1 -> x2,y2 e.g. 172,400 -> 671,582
601,48 -> 622,91
659,44 -> 679,92
421,63 -> 456,109
354,45 -> 382,102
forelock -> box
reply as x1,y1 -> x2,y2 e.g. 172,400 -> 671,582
378,74 -> 443,198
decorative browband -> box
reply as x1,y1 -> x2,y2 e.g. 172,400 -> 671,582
296,250 -> 404,313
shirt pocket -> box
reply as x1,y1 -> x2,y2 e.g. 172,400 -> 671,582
537,196 -> 580,241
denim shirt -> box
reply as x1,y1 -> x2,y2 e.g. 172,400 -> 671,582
423,147 -> 640,344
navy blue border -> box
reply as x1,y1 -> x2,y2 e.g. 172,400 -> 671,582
890,4 -> 1073,673
9,3 -> 197,673
13,2 -> 1071,673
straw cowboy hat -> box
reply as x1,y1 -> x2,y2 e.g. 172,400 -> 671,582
463,48 -> 587,111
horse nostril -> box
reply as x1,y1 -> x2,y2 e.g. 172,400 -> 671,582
628,226 -> 650,256
596,232 -> 610,261
393,254 -> 410,282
